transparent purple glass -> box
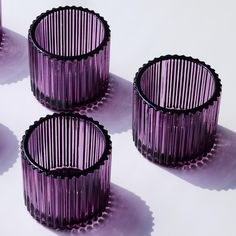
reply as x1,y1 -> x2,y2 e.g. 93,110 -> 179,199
28,6 -> 110,111
133,55 -> 222,166
21,113 -> 112,229
0,0 -> 2,44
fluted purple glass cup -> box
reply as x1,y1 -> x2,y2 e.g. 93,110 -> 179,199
133,55 -> 222,166
21,113 -> 112,229
28,6 -> 110,111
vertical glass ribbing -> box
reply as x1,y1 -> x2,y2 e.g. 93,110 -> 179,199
133,56 -> 222,166
21,113 -> 112,229
0,0 -> 2,44
28,6 -> 110,111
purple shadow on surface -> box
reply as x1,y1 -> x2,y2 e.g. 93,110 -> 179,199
164,126 -> 236,190
86,74 -> 132,134
0,28 -> 29,84
54,184 -> 154,236
0,123 -> 19,174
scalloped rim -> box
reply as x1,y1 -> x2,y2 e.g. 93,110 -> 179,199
133,55 -> 222,115
28,6 -> 111,61
21,112 -> 112,179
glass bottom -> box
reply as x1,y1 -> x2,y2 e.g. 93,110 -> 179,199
24,195 -> 109,230
31,82 -> 108,111
134,138 -> 216,167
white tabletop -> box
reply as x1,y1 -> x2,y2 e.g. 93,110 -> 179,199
0,0 -> 236,235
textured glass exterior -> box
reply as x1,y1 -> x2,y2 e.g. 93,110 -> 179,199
0,0 -> 2,44
21,113 -> 112,229
133,55 -> 222,166
28,6 -> 110,111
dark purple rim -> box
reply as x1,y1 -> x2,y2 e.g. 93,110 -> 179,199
28,6 -> 111,61
134,55 -> 222,115
21,112 -> 112,178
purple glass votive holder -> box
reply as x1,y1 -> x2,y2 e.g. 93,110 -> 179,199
21,113 -> 112,229
133,55 -> 222,166
28,6 -> 110,111
0,0 -> 2,44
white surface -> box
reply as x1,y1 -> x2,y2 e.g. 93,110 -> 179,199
0,0 -> 236,235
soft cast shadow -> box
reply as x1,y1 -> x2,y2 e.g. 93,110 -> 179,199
87,74 -> 132,134
164,126 -> 236,190
0,124 -> 19,174
55,184 -> 154,236
0,28 -> 29,84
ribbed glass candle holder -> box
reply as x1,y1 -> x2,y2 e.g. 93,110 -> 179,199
133,55 -> 222,166
0,0 -> 2,44
21,113 -> 112,229
28,6 -> 110,111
